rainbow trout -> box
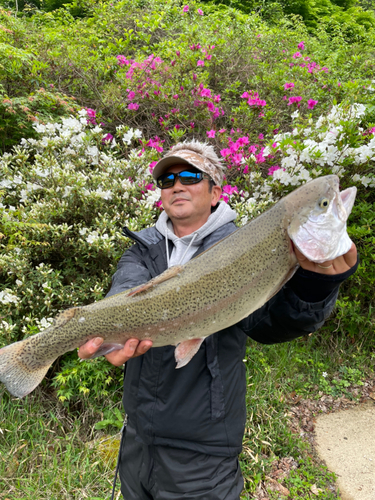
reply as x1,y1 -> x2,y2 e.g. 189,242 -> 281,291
0,175 -> 356,398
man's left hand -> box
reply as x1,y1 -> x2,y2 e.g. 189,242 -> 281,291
295,242 -> 357,275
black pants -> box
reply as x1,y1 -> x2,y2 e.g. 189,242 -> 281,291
119,424 -> 244,500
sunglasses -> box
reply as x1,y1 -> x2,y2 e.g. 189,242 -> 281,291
156,170 -> 211,189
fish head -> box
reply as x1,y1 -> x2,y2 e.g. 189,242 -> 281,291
286,175 -> 357,263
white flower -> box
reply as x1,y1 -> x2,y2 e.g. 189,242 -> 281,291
133,129 -> 142,139
0,179 -> 13,189
78,109 -> 88,117
0,289 -> 19,304
281,155 -> 297,169
123,130 -> 134,145
79,228 -> 88,235
37,317 -> 54,331
291,110 -> 299,119
63,186 -> 73,198
141,188 -> 161,208
95,188 -> 113,200
322,372 -> 328,378
86,231 -> 99,244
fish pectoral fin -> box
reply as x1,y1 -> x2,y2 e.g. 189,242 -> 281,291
174,338 -> 205,369
127,265 -> 184,297
87,343 -> 125,359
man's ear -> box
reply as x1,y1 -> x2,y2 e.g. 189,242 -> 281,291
211,185 -> 222,206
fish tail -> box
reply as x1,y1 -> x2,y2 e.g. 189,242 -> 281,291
0,340 -> 52,398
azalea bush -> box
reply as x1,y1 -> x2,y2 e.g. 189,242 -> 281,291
1,0 -> 375,154
0,0 -> 374,405
0,99 -> 374,402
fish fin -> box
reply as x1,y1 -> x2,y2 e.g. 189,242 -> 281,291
0,342 -> 52,398
54,307 -> 78,328
88,343 -> 125,359
128,265 -> 184,297
175,338 -> 205,369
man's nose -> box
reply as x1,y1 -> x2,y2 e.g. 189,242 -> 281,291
172,178 -> 186,190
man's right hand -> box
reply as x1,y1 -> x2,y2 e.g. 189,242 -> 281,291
78,337 -> 153,367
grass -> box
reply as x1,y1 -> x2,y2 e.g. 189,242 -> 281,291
0,391 -> 121,499
1,331 -> 373,500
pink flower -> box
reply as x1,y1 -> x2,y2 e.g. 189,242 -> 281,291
192,73 -> 197,81
173,94 -> 179,99
128,91 -> 135,100
200,88 -> 211,97
190,122 -> 195,128
198,8 -> 203,15
307,99 -> 318,109
219,128 -> 226,133
117,55 -> 130,66
149,161 -> 157,173
223,185 -> 238,195
197,60 -> 205,67
221,194 -> 229,203
206,129 -> 216,138
236,136 -> 249,146
284,82 -> 295,90
292,52 -> 302,59
86,108 -> 96,124
268,165 -> 281,176
128,103 -> 139,110
220,148 -> 231,157
297,41 -> 305,50
287,96 -> 302,106
176,50 -> 180,57
102,133 -> 113,143
183,5 -> 189,13
205,54 -> 212,60
155,200 -> 163,209
258,133 -> 264,141
145,183 -> 155,191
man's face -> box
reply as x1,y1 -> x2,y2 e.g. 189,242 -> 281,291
160,165 -> 222,227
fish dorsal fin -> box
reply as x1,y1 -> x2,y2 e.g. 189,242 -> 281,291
174,337 -> 205,368
127,265 -> 184,297
54,308 -> 78,328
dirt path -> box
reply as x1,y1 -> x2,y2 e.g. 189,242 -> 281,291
315,401 -> 375,500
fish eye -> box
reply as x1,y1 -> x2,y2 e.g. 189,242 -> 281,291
319,198 -> 330,209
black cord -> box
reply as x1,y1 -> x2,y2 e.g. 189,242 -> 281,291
110,422 -> 126,500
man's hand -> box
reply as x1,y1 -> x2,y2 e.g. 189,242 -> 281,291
78,338 -> 153,367
295,242 -> 357,275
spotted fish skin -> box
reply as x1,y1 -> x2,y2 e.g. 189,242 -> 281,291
0,175 -> 355,398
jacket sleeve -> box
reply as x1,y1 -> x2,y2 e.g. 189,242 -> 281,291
106,244 -> 152,298
238,282 -> 339,344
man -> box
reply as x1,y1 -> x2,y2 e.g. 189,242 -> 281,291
79,140 -> 358,499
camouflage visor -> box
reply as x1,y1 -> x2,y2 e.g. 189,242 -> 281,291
152,150 -> 223,186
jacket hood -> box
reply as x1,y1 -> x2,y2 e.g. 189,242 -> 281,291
155,201 -> 237,267
155,201 -> 237,246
